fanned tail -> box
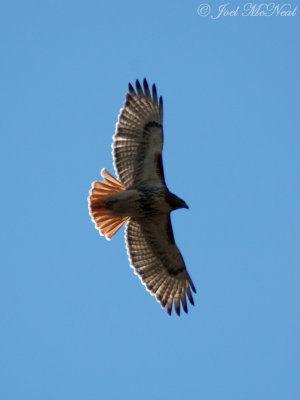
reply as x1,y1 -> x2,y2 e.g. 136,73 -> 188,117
88,169 -> 129,240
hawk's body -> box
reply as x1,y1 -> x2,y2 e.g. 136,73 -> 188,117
88,79 -> 196,316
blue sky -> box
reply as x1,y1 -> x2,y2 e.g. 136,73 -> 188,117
1,1 -> 299,399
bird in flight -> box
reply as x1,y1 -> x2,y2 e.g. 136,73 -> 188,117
88,79 -> 196,316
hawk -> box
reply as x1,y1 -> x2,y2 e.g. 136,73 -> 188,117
88,79 -> 196,316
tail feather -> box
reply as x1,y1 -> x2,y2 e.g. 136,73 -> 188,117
88,169 -> 129,240
100,216 -> 129,239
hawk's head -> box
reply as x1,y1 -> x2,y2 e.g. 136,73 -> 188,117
167,193 -> 189,211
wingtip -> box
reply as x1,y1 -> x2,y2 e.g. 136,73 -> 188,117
159,96 -> 163,116
190,280 -> 197,294
143,78 -> 150,97
135,79 -> 142,94
128,82 -> 135,94
152,83 -> 158,103
128,79 -> 160,106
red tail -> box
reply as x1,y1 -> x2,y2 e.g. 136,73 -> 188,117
88,169 -> 129,240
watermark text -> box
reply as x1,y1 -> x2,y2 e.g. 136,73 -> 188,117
197,2 -> 298,19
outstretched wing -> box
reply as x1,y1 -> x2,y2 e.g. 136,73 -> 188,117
125,216 -> 196,316
112,79 -> 165,188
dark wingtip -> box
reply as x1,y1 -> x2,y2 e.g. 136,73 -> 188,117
128,82 -> 135,94
143,78 -> 150,97
161,298 -> 167,308
125,93 -> 132,107
190,281 -> 196,294
182,301 -> 188,314
152,84 -> 158,104
186,286 -> 195,306
135,79 -> 143,95
189,295 -> 195,306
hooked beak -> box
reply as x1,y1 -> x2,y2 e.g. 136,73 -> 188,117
181,199 -> 189,209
